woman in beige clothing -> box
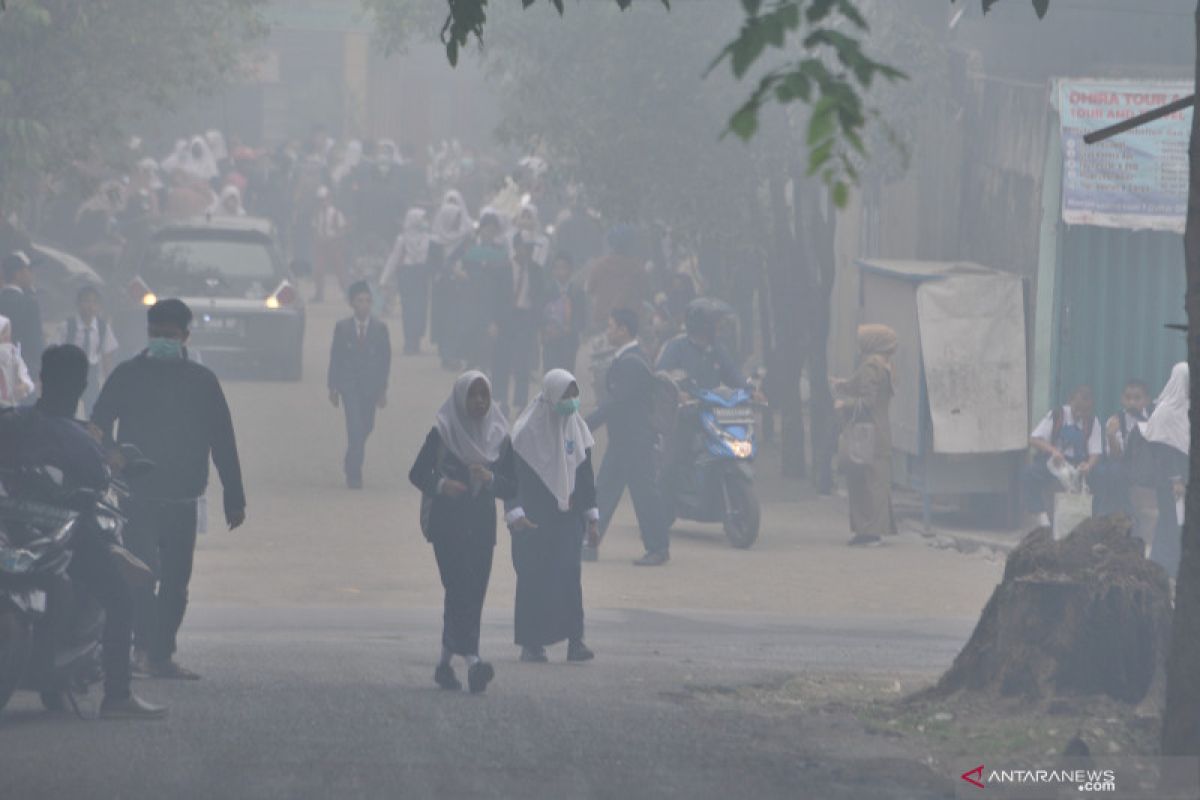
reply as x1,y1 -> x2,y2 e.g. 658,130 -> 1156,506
834,324 -> 898,546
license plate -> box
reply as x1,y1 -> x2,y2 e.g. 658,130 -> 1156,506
197,315 -> 242,332
711,406 -> 754,425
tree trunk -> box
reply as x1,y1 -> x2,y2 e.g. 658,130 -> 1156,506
767,173 -> 806,478
1162,0 -> 1200,757
794,176 -> 838,495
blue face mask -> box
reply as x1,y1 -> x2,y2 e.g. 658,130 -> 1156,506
147,337 -> 184,360
556,397 -> 580,417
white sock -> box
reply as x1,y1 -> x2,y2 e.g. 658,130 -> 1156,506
439,647 -> 453,667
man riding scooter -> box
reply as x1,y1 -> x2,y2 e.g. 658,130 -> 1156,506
0,345 -> 165,718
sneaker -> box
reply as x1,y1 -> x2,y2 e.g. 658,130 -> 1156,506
434,663 -> 462,691
632,550 -> 669,567
147,659 -> 201,680
581,545 -> 598,563
567,640 -> 595,662
520,646 -> 548,663
467,661 -> 495,694
99,693 -> 168,720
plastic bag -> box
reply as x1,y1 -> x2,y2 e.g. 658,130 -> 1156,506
1053,490 -> 1093,541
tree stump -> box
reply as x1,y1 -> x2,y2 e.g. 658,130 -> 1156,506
924,515 -> 1172,706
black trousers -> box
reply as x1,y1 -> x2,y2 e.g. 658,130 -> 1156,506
542,334 -> 579,375
398,269 -> 428,353
342,390 -> 378,482
596,435 -> 669,554
432,531 -> 494,656
493,310 -> 539,412
123,499 -> 198,662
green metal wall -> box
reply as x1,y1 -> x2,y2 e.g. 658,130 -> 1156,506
1054,225 -> 1186,420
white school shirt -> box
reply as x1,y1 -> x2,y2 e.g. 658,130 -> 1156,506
1031,405 -> 1103,461
59,316 -> 119,367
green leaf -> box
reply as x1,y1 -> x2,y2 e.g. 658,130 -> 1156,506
729,103 -> 760,140
1032,0 -> 1050,18
832,181 -> 849,208
741,0 -> 762,15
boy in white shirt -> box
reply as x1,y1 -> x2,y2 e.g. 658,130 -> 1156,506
58,285 -> 119,414
1022,385 -> 1103,528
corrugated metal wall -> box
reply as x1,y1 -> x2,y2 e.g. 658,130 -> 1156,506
1054,225 -> 1185,418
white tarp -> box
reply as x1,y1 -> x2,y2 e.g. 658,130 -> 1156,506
916,272 -> 1028,454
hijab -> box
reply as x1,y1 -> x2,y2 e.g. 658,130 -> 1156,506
435,371 -> 510,482
399,208 -> 431,265
1141,362 -> 1190,455
857,324 -> 898,357
432,190 -> 474,252
512,203 -> 550,267
184,135 -> 219,181
205,129 -> 229,163
215,184 -> 246,216
511,369 -> 595,511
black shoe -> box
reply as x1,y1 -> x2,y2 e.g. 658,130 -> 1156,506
434,663 -> 462,691
467,661 -> 495,694
567,640 -> 595,662
581,545 -> 598,563
520,646 -> 548,663
633,550 -> 669,567
100,694 -> 168,720
147,659 -> 201,680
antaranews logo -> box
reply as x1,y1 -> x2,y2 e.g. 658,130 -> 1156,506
959,764 -> 1118,793
961,765 -> 985,789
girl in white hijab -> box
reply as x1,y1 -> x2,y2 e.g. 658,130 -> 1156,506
381,209 -> 434,354
183,135 -> 219,182
409,371 -> 513,693
0,315 -> 34,408
431,190 -> 475,255
1142,362 -> 1190,576
212,185 -> 246,217
505,369 -> 598,664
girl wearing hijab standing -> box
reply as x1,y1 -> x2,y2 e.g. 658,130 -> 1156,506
502,369 -> 599,663
1142,362 -> 1190,576
430,191 -> 476,370
834,324 -> 899,546
410,372 -> 515,693
380,209 -> 437,355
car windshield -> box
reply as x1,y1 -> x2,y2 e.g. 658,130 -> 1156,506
144,235 -> 276,290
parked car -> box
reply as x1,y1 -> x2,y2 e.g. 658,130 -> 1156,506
116,216 -> 304,380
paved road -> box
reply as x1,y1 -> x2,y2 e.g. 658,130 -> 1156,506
0,296 -> 998,798
2,606 -> 968,799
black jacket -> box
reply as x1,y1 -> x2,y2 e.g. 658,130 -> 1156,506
0,286 -> 44,373
409,427 -> 517,547
328,316 -> 391,401
91,353 -> 245,516
586,343 -> 655,445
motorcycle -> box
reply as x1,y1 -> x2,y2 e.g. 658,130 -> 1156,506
658,376 -> 762,549
0,445 -> 149,717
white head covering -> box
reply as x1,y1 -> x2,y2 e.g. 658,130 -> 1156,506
1141,362 -> 1190,455
0,315 -> 33,407
216,184 -> 246,216
432,190 -> 474,251
184,135 -> 219,181
399,208 -> 431,265
205,129 -> 228,163
512,203 -> 550,266
332,139 -> 362,185
436,371 -> 510,476
161,139 -> 188,173
511,369 -> 594,511
377,138 -> 403,166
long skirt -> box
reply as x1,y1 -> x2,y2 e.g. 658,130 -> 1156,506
511,514 -> 585,648
433,529 -> 495,656
846,454 -> 896,537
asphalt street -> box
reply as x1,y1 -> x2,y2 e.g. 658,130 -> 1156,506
1,295 -> 998,799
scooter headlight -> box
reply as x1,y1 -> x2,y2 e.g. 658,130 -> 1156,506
726,437 -> 753,459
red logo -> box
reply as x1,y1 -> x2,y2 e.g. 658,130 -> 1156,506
961,765 -> 985,789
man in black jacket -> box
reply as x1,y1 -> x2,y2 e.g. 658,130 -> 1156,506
92,299 -> 246,680
586,308 -> 669,566
0,250 -> 45,379
328,281 -> 391,489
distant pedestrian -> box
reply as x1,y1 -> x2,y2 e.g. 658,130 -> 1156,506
312,185 -> 348,303
503,369 -> 599,663
430,190 -> 475,370
1142,363 -> 1189,577
541,252 -> 586,374
1021,385 -> 1102,529
493,204 -> 547,413
0,250 -> 45,379
409,371 -> 514,693
0,314 -> 34,408
585,225 -> 650,336
92,298 -> 246,680
328,281 -> 391,489
834,324 -> 899,547
1092,379 -> 1152,519
587,308 -> 669,565
57,285 -> 119,415
380,208 -> 437,355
